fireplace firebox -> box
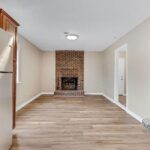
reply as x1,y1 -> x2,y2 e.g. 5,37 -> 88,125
61,77 -> 78,90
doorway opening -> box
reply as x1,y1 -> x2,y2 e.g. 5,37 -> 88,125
114,44 -> 128,108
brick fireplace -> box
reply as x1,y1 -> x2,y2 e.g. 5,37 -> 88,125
55,50 -> 84,96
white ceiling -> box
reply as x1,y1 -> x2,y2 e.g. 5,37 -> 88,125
0,0 -> 150,51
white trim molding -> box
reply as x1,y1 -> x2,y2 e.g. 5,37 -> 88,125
16,92 -> 54,111
40,92 -> 54,95
85,92 -> 102,96
126,109 -> 143,123
16,91 -> 143,123
16,92 -> 101,111
102,93 -> 143,123
102,93 -> 115,103
114,44 -> 128,103
16,93 -> 42,111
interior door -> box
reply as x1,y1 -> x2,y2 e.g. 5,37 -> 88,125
118,57 -> 125,95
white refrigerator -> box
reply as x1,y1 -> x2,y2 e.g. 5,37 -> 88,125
0,29 -> 13,150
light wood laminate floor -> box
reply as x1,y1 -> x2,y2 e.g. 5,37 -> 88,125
119,95 -> 126,106
11,95 -> 150,150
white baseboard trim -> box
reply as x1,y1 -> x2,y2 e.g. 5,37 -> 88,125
16,93 -> 42,111
101,93 -> 143,123
16,92 -> 101,111
102,93 -> 115,103
126,108 -> 143,123
40,92 -> 54,95
16,92 -> 55,111
85,92 -> 102,95
16,92 -> 143,123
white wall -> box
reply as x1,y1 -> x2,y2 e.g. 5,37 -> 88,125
17,35 -> 42,107
41,51 -> 55,93
102,18 -> 150,118
84,52 -> 103,94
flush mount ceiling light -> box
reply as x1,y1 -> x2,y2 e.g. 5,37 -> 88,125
64,32 -> 79,41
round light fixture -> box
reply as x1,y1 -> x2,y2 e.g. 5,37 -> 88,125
65,32 -> 79,41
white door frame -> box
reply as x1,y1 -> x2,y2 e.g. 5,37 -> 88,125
114,44 -> 128,108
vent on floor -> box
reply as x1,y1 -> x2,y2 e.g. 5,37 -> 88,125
142,118 -> 150,129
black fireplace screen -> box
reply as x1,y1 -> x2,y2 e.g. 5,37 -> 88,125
61,77 -> 78,90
